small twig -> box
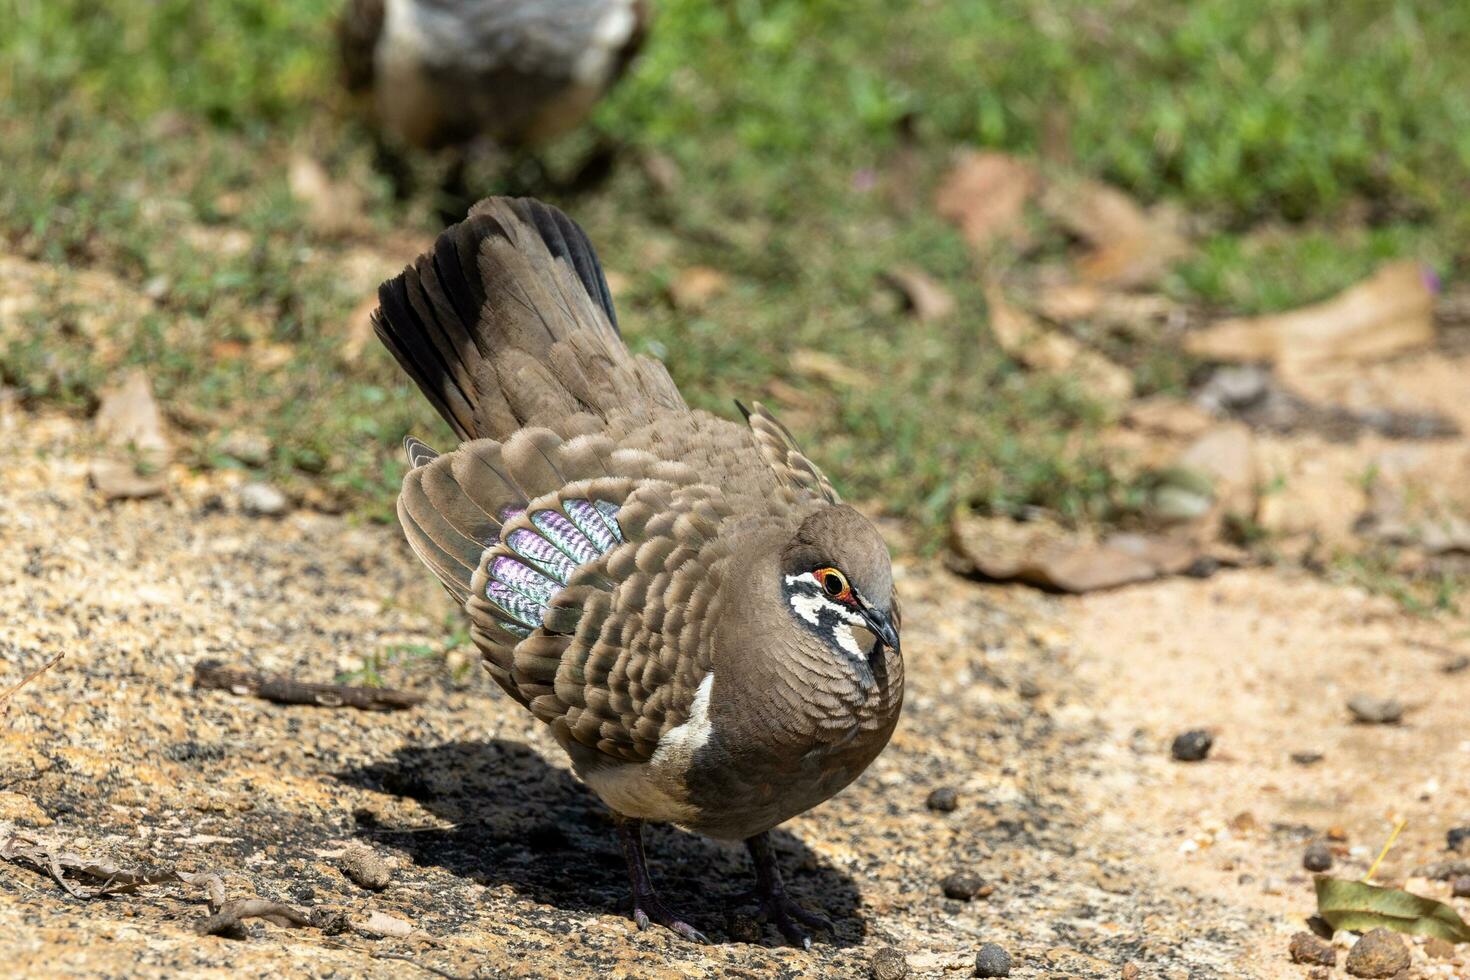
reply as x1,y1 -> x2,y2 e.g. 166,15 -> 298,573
1363,817 -> 1407,883
0,654 -> 63,711
371,953 -> 470,980
193,660 -> 424,711
199,898 -> 313,936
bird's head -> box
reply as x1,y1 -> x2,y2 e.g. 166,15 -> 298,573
779,505 -> 900,672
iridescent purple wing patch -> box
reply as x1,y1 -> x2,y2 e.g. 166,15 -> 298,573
484,499 -> 622,634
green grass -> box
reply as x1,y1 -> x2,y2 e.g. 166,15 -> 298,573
2,0 -> 1468,547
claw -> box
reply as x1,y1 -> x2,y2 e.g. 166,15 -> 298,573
743,831 -> 836,948
616,817 -> 708,944
633,898 -> 708,944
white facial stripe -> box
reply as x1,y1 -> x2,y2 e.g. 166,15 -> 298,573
784,574 -> 867,627
832,623 -> 865,659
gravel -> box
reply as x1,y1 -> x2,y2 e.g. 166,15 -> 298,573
1288,931 -> 1336,967
869,947 -> 909,980
941,871 -> 986,901
1453,875 -> 1470,898
925,786 -> 959,813
1302,842 -> 1333,872
1343,928 -> 1409,978
1290,750 -> 1324,766
973,943 -> 1012,978
1448,825 -> 1470,853
1346,695 -> 1403,725
1170,729 -> 1213,762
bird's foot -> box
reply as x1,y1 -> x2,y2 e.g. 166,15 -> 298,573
631,893 -> 708,945
726,886 -> 833,949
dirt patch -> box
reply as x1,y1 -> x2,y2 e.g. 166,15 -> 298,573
1,402 -> 1466,977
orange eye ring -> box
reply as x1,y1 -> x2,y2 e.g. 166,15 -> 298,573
815,567 -> 852,602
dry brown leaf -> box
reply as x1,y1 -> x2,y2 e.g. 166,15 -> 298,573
1036,281 -> 1106,321
934,151 -> 1038,252
881,266 -> 955,322
984,282 -> 1133,402
947,514 -> 1218,593
1177,423 -> 1256,517
667,266 -> 728,311
1185,261 -> 1435,370
90,369 -> 170,500
1124,398 -> 1216,440
340,293 -> 381,364
1041,178 -> 1187,288
791,348 -> 871,389
288,154 -> 363,238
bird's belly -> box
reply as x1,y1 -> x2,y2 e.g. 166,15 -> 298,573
579,759 -> 700,826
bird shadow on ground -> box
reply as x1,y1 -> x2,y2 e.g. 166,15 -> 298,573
335,739 -> 866,948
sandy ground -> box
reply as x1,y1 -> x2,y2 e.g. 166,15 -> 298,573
1,399 -> 1467,979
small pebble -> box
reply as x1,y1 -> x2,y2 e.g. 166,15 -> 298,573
941,871 -> 986,901
1016,677 -> 1042,699
338,843 -> 393,891
869,947 -> 909,980
1423,936 -> 1455,959
217,429 -> 273,467
1453,875 -> 1470,898
1442,654 -> 1470,674
1344,927 -> 1409,978
926,786 -> 959,813
1302,842 -> 1333,872
1121,963 -> 1140,980
1170,729 -> 1213,762
239,481 -> 289,517
1288,931 -> 1336,966
1290,750 -> 1324,766
1347,695 -> 1403,725
1308,968 -> 1329,980
973,943 -> 1012,978
1447,826 -> 1470,853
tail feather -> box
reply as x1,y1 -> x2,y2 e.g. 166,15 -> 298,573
373,197 -> 646,443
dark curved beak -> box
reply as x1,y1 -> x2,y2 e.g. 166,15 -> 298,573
856,596 -> 900,655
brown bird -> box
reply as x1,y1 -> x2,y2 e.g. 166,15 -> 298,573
371,197 -> 903,945
338,0 -> 648,152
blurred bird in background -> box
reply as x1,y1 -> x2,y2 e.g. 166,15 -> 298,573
338,0 -> 648,197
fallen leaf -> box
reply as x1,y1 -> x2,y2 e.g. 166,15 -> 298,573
288,154 -> 363,238
200,898 -> 312,937
791,348 -> 871,389
1036,281 -> 1105,321
667,266 -> 728,311
1040,178 -> 1187,288
984,282 -> 1133,402
881,266 -> 955,321
947,513 -> 1218,593
1124,398 -> 1216,440
90,369 -> 170,500
934,151 -> 1038,252
1185,261 -> 1436,371
1175,423 -> 1256,519
340,293 -> 381,364
1314,877 -> 1470,944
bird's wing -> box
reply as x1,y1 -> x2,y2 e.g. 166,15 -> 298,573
739,400 -> 841,504
397,425 -> 792,764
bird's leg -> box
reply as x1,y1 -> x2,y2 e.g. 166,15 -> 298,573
744,832 -> 834,949
614,817 -> 708,944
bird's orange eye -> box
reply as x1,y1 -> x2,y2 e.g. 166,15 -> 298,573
816,567 -> 851,601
